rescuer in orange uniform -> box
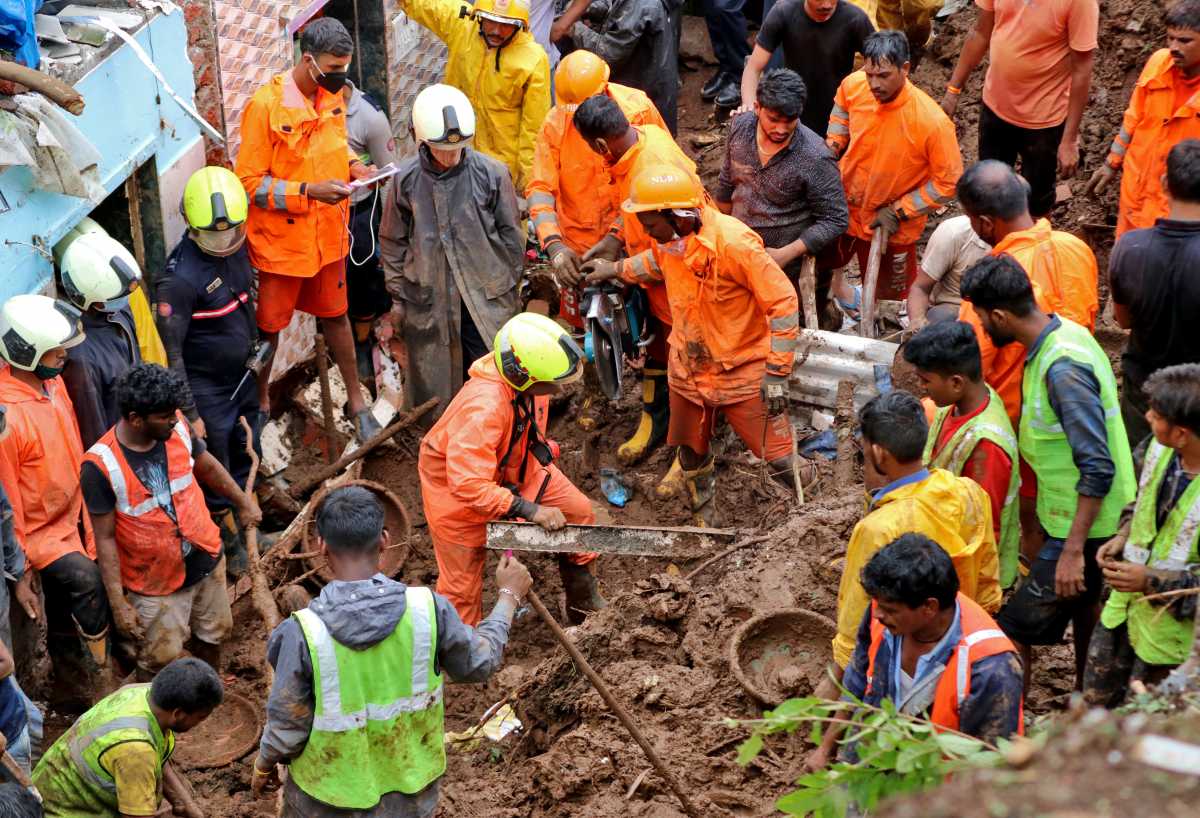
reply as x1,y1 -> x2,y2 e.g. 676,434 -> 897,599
0,295 -> 108,703
235,18 -> 380,442
527,51 -> 668,433
418,313 -> 603,627
954,161 -> 1099,426
825,30 -> 962,309
1085,2 -> 1200,237
584,165 -> 804,526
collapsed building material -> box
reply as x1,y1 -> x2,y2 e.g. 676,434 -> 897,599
486,521 -> 735,559
789,330 -> 897,412
0,60 -> 85,114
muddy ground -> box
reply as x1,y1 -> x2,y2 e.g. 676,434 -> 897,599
37,3 -> 1178,815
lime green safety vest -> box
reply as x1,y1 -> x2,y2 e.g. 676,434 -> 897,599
924,385 -> 1022,589
1100,440 -> 1200,665
1019,318 -> 1135,540
290,586 -> 446,809
33,684 -> 174,815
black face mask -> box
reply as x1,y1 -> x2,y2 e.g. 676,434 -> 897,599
309,60 -> 348,94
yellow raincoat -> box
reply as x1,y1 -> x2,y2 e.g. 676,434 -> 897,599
403,0 -> 551,191
833,468 -> 1001,668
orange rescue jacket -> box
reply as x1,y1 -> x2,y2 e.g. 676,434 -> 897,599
619,205 -> 800,405
527,83 -> 668,255
0,367 -> 95,570
235,72 -> 354,278
419,356 -> 559,548
958,219 -> 1099,425
828,73 -> 963,246
83,415 -> 221,597
606,125 -> 700,325
1106,49 -> 1200,237
865,594 -> 1023,735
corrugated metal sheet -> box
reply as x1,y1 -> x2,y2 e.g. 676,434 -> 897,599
383,1 -> 447,158
789,329 -> 897,411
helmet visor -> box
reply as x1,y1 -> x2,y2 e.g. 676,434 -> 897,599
193,225 -> 247,258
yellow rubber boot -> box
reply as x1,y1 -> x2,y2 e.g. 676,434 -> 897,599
617,367 -> 669,465
682,456 -> 717,528
74,615 -> 109,666
655,452 -> 686,499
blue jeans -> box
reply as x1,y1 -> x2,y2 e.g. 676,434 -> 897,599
703,0 -> 751,76
6,723 -> 31,777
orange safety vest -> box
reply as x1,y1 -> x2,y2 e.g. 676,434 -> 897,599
864,594 -> 1022,735
83,415 -> 221,596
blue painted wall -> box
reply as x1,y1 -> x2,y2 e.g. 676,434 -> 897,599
0,10 -> 203,300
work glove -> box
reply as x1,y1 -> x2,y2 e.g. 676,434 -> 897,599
1084,163 -> 1118,197
870,205 -> 901,236
762,374 -> 790,417
582,233 -> 624,264
546,240 -> 583,286
582,257 -> 621,284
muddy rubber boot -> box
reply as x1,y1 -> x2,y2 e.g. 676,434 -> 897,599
683,456 -> 717,528
617,366 -> 669,465
352,318 -> 375,380
216,508 -> 248,578
577,362 -> 601,432
73,615 -> 109,667
654,452 -> 686,499
557,555 -> 606,625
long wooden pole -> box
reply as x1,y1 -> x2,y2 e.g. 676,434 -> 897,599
525,590 -> 701,818
239,417 -> 280,636
314,334 -> 339,464
798,255 -> 819,330
859,227 -> 889,339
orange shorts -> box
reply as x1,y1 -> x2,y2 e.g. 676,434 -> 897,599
667,389 -> 793,462
824,234 -> 918,301
255,258 -> 349,333
432,466 -> 596,626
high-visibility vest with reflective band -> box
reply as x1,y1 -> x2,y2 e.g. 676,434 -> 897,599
35,684 -> 173,811
923,386 -> 1022,589
865,594 -> 1023,735
1100,440 -> 1200,665
1018,318 -> 1136,539
83,415 -> 221,596
290,586 -> 446,808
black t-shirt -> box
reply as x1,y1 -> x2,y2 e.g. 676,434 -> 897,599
81,432 -> 219,588
756,0 -> 875,136
1109,218 -> 1200,396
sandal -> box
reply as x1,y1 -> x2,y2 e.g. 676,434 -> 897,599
835,284 -> 862,321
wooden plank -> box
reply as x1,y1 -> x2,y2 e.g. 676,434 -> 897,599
485,522 -> 735,558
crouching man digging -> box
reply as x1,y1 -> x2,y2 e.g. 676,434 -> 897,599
251,485 -> 533,817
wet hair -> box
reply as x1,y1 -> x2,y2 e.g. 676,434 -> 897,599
316,485 -> 385,556
861,533 -> 959,610
862,30 -> 910,69
858,390 -> 928,463
902,321 -> 983,382
757,68 -> 808,120
956,160 -> 1030,220
1166,0 -> 1200,31
0,783 -> 41,818
1145,363 -> 1200,435
116,364 -> 188,420
299,17 -> 354,58
960,254 -> 1037,316
573,95 -> 630,142
150,657 -> 224,714
1167,140 -> 1200,203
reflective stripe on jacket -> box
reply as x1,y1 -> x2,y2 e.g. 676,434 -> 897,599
527,83 -> 667,254
865,595 -> 1022,735
235,72 -> 353,277
827,73 -> 962,246
289,587 -> 446,807
924,385 -> 1022,589
1106,49 -> 1200,237
33,685 -> 173,813
617,205 -> 799,405
958,220 -> 1099,425
83,415 -> 221,596
402,0 -> 551,191
1019,318 -> 1135,539
1101,440 -> 1200,665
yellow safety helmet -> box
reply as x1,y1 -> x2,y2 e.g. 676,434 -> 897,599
622,163 -> 705,214
554,50 -> 610,108
470,0 -> 530,28
182,166 -> 248,231
494,313 -> 584,392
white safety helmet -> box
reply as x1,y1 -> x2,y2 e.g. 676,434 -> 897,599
0,294 -> 85,372
59,232 -> 142,311
412,84 -> 475,147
